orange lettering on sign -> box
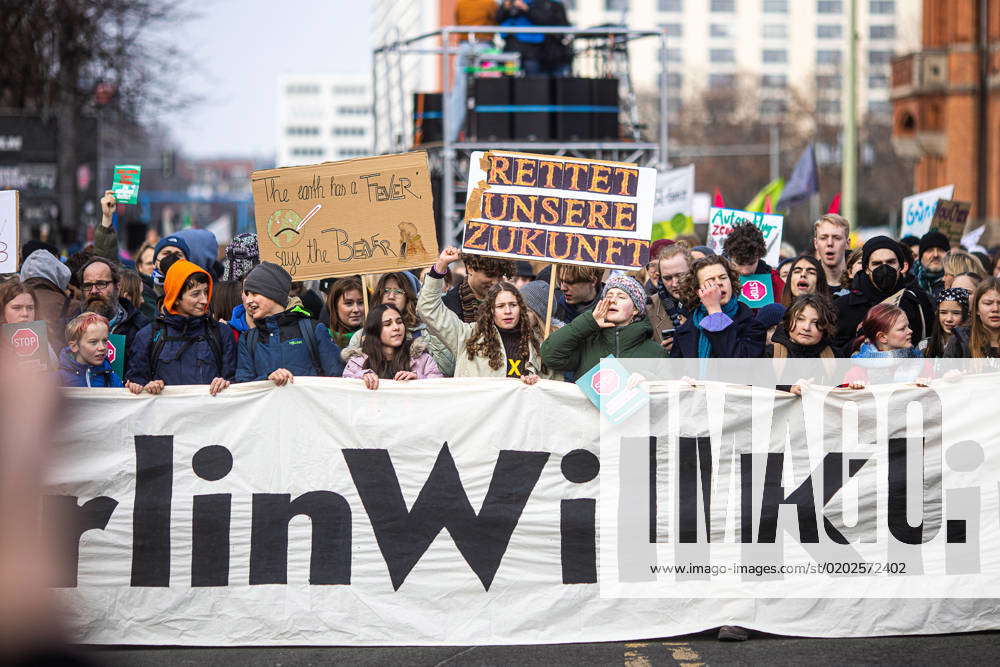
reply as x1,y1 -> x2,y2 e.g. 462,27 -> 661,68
490,224 -> 516,253
518,228 -> 545,256
537,160 -> 563,189
513,158 -> 538,187
590,164 -> 611,194
588,200 -> 612,230
564,199 -> 586,227
510,194 -> 536,223
487,155 -> 513,185
564,163 -> 588,191
539,196 -> 561,225
614,167 -> 639,197
464,221 -> 489,249
612,201 -> 637,232
482,191 -> 509,220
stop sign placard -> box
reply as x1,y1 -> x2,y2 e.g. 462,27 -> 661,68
591,369 -> 620,395
10,327 -> 39,357
106,338 -> 117,363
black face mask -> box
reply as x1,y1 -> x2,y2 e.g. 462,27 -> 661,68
870,264 -> 900,293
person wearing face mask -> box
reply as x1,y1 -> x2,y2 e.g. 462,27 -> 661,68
670,256 -> 767,358
913,231 -> 950,298
419,247 -> 556,382
832,236 -> 935,356
126,260 -> 236,396
342,304 -> 444,390
943,278 -> 1000,361
921,287 -> 969,357
541,274 -> 667,378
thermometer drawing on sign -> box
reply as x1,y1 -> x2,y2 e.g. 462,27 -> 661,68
295,204 -> 322,232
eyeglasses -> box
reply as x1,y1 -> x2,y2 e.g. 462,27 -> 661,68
82,280 -> 113,292
382,288 -> 405,296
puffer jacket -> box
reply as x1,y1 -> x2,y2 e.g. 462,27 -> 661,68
342,337 -> 444,380
540,308 -> 667,378
235,299 -> 344,381
127,312 -> 237,386
343,321 -> 456,377
417,273 -> 556,379
57,347 -> 124,388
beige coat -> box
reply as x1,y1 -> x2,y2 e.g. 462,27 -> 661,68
417,275 -> 557,379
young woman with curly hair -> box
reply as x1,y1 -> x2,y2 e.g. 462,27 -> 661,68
670,255 -> 767,358
417,247 -> 555,382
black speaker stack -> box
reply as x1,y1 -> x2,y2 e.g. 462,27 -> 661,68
412,92 -> 442,144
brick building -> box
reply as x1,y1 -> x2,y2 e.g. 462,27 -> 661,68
891,0 -> 1000,234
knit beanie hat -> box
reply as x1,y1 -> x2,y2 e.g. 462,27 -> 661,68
242,261 -> 291,308
861,236 -> 905,270
223,232 -> 260,282
602,275 -> 647,317
163,260 -> 212,315
919,230 -> 950,258
519,280 -> 551,320
692,245 -> 716,257
649,238 -> 676,260
154,235 -> 192,263
754,302 -> 786,329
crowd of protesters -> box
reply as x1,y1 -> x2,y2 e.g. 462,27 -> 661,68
4,191 -> 1000,394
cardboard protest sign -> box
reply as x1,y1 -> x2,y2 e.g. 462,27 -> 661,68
651,165 -> 694,240
1,320 -> 48,370
461,151 -> 655,270
707,207 -> 784,266
107,333 -> 125,378
900,184 -> 954,238
931,199 -> 972,246
575,355 -> 649,424
252,152 -> 438,280
0,189 -> 18,274
111,165 -> 141,205
738,274 -> 774,308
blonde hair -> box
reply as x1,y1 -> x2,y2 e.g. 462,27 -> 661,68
65,312 -> 109,344
813,213 -> 850,236
943,250 -> 985,279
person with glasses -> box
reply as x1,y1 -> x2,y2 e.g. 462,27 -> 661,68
342,272 -> 456,376
76,256 -> 150,378
648,243 -> 693,351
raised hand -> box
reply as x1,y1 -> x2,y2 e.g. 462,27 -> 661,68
698,283 -> 723,313
434,246 -> 461,274
591,298 -> 614,328
100,190 -> 117,227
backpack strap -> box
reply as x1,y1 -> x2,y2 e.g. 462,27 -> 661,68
150,318 -> 225,379
297,319 -> 323,375
247,327 -> 259,371
149,319 -> 167,379
203,319 -> 224,377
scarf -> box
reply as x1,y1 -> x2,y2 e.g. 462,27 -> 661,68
851,342 -> 922,360
459,280 -> 480,323
915,261 -> 944,295
770,326 -> 832,358
692,297 -> 740,359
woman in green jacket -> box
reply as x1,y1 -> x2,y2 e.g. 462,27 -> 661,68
540,274 -> 667,378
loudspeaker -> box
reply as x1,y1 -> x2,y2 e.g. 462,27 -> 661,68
591,78 -> 620,140
413,92 -> 442,144
512,77 -> 552,141
554,77 -> 593,141
472,78 -> 511,141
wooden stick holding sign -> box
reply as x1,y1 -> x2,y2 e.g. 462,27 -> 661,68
361,273 -> 370,316
544,264 -> 558,339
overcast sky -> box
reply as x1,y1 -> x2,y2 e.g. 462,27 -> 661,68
164,0 -> 372,159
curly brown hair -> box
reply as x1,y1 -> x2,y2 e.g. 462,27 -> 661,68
722,221 -> 767,266
465,281 -> 540,371
461,253 -> 514,279
676,255 -> 740,310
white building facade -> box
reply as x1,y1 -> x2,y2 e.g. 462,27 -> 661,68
275,73 -> 374,167
565,0 -> 921,120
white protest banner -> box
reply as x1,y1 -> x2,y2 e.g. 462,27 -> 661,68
0,189 -> 18,273
461,151 -> 656,270
651,164 -> 694,240
901,184 -> 955,238
707,206 -> 784,266
50,372 -> 1000,645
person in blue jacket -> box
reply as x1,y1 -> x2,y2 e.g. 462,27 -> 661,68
126,259 -> 237,396
670,255 -> 767,358
57,312 -> 125,388
235,262 -> 344,384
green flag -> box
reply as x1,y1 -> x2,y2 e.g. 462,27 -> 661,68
744,178 -> 784,213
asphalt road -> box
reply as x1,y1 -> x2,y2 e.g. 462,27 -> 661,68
84,630 -> 1000,666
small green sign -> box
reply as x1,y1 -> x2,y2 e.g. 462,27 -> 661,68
112,164 -> 141,205
738,274 -> 774,308
107,333 -> 126,378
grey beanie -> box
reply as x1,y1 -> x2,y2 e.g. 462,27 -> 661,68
242,261 -> 291,307
519,280 -> 565,327
20,249 -> 71,292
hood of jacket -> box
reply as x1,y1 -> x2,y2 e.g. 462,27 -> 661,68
594,316 -> 655,350
254,296 -> 310,330
229,303 -> 250,333
58,346 -> 114,376
20,249 -> 70,292
174,229 -> 219,274
342,333 -> 429,362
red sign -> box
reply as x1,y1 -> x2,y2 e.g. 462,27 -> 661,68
106,339 -> 117,363
11,327 -> 39,356
591,369 -> 620,395
741,280 -> 767,302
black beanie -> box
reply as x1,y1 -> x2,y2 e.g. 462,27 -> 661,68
242,261 -> 291,307
861,236 -> 905,270
919,230 -> 950,258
